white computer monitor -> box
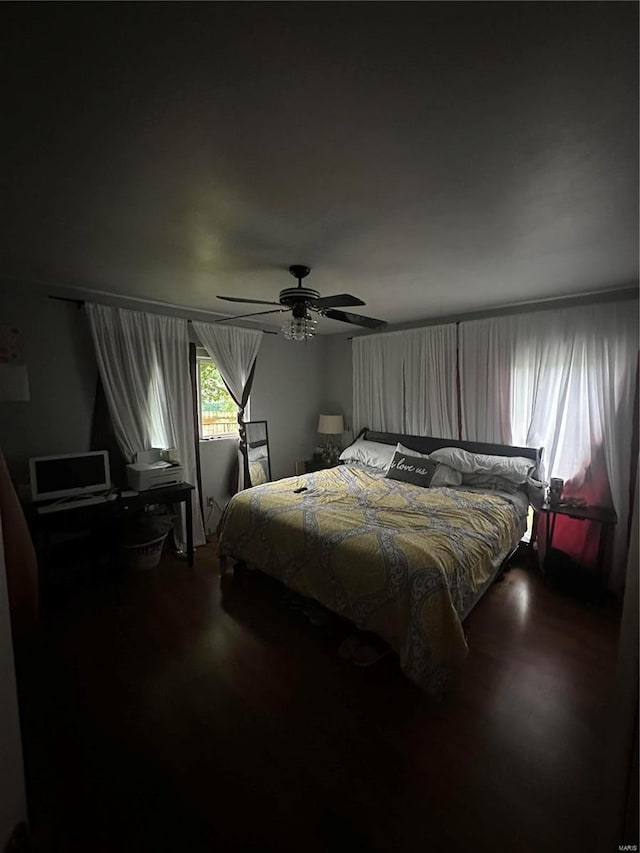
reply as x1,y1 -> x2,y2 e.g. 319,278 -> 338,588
29,451 -> 111,502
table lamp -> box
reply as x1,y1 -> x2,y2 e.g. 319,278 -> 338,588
318,414 -> 344,466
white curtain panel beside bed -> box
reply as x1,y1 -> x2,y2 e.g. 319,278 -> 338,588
403,325 -> 458,437
457,317 -> 514,445
353,324 -> 457,437
353,331 -> 405,432
85,303 -> 206,550
459,300 -> 638,592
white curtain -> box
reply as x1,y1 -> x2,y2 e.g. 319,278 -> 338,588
353,332 -> 405,433
191,323 -> 262,413
459,301 -> 638,591
353,325 -> 458,437
459,318 -> 515,444
403,325 -> 458,438
192,322 -> 263,491
86,303 -> 206,549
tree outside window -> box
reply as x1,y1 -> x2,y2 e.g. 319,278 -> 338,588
198,359 -> 238,438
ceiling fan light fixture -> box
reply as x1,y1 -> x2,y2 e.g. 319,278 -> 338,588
216,264 -> 387,336
282,314 -> 317,341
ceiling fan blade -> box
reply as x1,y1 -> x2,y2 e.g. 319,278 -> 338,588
311,294 -> 366,309
322,309 -> 387,330
214,309 -> 288,323
217,296 -> 281,306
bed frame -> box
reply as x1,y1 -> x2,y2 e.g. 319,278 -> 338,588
359,428 -> 543,478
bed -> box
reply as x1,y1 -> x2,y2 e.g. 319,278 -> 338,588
217,429 -> 542,696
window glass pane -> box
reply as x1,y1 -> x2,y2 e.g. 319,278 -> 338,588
198,360 -> 238,438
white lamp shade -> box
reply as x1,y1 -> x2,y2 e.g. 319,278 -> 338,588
318,414 -> 344,435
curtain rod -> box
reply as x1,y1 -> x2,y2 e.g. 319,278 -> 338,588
49,295 -> 84,307
187,320 -> 277,335
346,287 -> 637,340
48,294 -> 278,334
346,321 -> 460,341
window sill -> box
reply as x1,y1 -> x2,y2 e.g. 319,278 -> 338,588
199,434 -> 238,443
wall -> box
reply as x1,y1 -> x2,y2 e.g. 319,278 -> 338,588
597,466 -> 639,852
3,281 -> 616,499
5,281 -> 629,530
322,289 -> 639,435
0,519 -> 27,847
0,281 -> 327,529
0,283 -> 97,487
251,333 -> 326,478
199,333 -> 327,531
320,331 -> 353,432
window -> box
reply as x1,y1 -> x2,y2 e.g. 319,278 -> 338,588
197,357 -> 239,439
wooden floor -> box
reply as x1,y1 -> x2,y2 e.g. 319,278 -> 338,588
17,542 -> 621,853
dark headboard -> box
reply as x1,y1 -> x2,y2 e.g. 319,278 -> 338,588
360,428 -> 543,476
248,438 -> 268,449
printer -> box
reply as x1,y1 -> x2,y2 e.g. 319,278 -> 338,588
126,448 -> 184,492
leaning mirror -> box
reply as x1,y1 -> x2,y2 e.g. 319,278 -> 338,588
243,421 -> 272,487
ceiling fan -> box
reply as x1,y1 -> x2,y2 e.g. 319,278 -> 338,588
215,265 -> 387,340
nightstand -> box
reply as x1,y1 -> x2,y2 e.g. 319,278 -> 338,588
304,458 -> 338,473
535,502 -> 617,579
304,459 -> 332,474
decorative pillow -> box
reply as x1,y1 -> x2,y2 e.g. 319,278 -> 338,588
339,437 -> 396,471
429,447 -> 535,484
395,443 -> 462,487
385,450 -> 437,487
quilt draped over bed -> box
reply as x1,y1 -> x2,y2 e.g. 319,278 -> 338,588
217,466 -> 524,696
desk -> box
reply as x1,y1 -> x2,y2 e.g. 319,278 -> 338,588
28,483 -> 195,588
116,483 -> 195,566
537,502 -> 617,578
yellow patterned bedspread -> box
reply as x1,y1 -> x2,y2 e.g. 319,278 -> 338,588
217,466 -> 524,696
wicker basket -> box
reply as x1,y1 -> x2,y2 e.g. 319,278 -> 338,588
120,533 -> 168,571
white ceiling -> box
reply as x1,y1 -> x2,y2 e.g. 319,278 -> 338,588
1,3 -> 638,332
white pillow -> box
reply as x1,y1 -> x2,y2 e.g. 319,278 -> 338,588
432,466 -> 463,488
339,437 -> 396,471
429,447 -> 535,484
395,443 -> 462,487
460,472 -> 521,493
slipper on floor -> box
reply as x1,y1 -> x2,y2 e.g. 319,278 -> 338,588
351,640 -> 391,667
304,603 -> 331,626
281,591 -> 306,610
338,634 -> 363,660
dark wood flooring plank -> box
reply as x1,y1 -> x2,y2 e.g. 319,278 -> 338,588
17,544 -> 620,853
